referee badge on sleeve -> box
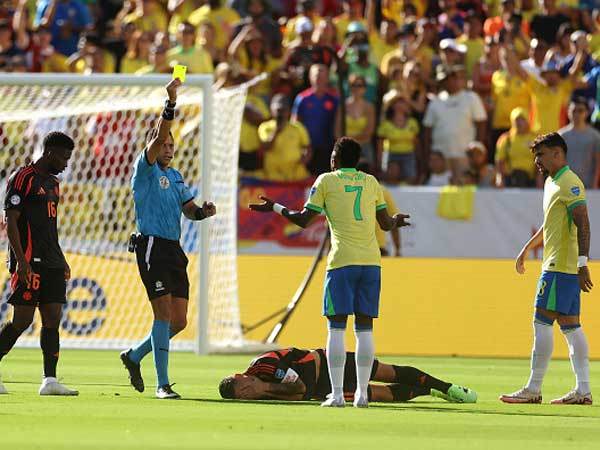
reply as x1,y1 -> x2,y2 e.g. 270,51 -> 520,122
10,195 -> 21,205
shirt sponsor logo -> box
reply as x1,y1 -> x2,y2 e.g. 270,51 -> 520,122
275,368 -> 285,379
155,280 -> 165,291
10,195 -> 20,205
571,186 -> 580,196
159,176 -> 170,189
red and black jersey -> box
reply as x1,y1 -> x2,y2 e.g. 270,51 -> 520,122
4,165 -> 66,272
244,347 -> 319,400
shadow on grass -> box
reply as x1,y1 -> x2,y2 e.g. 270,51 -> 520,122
5,380 -> 130,388
180,398 -> 598,418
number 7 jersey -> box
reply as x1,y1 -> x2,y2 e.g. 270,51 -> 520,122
305,168 -> 387,270
3,165 -> 66,272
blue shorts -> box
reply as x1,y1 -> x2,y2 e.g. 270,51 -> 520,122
323,266 -> 381,318
534,271 -> 581,316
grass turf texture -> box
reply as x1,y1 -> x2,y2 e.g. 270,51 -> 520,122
0,349 -> 599,450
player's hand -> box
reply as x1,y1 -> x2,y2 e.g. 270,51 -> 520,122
64,262 -> 71,281
393,213 -> 410,228
238,376 -> 266,400
16,259 -> 32,285
249,195 -> 275,213
578,266 -> 593,293
515,250 -> 527,274
166,78 -> 181,102
202,201 -> 216,217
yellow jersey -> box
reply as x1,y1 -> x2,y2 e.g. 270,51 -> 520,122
542,166 -> 586,274
240,94 -> 269,153
377,118 -> 419,154
495,131 -> 537,178
527,76 -> 573,134
456,36 -> 485,78
258,120 -> 310,182
167,45 -> 214,74
188,5 -> 240,51
491,71 -> 531,129
375,187 -> 398,250
305,169 -> 387,270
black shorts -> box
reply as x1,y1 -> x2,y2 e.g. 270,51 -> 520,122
8,265 -> 66,306
314,349 -> 379,400
135,235 -> 189,300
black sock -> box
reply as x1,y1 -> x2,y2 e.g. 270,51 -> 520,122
0,322 -> 22,362
388,383 -> 431,401
392,365 -> 452,393
40,328 -> 59,378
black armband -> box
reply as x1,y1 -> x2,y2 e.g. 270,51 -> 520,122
162,99 -> 176,121
194,207 -> 207,221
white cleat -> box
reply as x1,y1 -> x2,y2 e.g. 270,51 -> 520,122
320,393 -> 345,407
550,390 -> 592,405
0,374 -> 8,394
499,387 -> 541,404
39,377 -> 79,396
353,395 -> 368,408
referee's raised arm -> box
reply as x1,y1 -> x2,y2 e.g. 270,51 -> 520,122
146,78 -> 180,165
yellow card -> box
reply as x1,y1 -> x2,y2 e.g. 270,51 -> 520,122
172,64 -> 187,82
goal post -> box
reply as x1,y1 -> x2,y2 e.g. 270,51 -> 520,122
0,73 -> 246,354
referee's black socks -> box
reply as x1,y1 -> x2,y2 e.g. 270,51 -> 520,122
40,328 -> 59,378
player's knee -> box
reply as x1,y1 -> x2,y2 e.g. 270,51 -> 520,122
171,318 -> 187,334
355,314 -> 373,330
11,317 -> 33,333
534,310 -> 555,326
557,315 -> 580,332
327,315 -> 347,329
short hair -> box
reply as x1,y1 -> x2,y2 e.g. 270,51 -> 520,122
145,128 -> 174,144
431,150 -> 446,160
530,132 -> 568,155
219,376 -> 236,399
571,96 -> 589,110
335,137 -> 362,168
43,131 -> 74,153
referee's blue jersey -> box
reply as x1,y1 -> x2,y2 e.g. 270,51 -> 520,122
131,150 -> 195,241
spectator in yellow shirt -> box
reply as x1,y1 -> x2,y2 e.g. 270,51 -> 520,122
122,0 -> 168,33
168,0 -> 205,36
136,44 -> 172,74
258,95 -> 311,182
239,87 -> 270,174
333,0 -> 367,44
167,22 -> 213,74
344,74 -> 376,168
188,0 -> 240,54
228,25 -> 281,98
66,33 -> 116,73
489,45 -> 531,156
284,0 -> 323,48
510,48 -> 584,135
120,30 -> 152,74
457,12 -> 485,78
377,90 -> 419,184
495,107 -> 538,187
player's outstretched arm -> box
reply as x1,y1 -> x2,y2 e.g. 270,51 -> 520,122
183,200 -> 216,221
572,204 -> 593,292
515,226 -> 543,274
376,207 -> 410,231
261,379 -> 306,401
249,195 -> 319,229
146,78 -> 181,164
5,209 -> 32,284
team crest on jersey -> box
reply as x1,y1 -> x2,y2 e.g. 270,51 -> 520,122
309,187 -> 316,197
274,368 -> 285,380
570,186 -> 580,196
155,280 -> 164,291
159,176 -> 170,189
23,291 -> 32,301
9,195 -> 20,205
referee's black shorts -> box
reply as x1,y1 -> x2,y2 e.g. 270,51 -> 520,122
135,235 -> 189,300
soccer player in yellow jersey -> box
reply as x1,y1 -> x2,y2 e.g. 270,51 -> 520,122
249,137 -> 410,408
500,133 -> 593,405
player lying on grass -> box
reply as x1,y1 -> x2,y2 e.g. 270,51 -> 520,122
219,347 -> 477,403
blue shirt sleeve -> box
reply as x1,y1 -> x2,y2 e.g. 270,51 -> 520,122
35,2 -> 48,27
292,95 -> 303,120
175,171 -> 195,205
132,150 -> 155,186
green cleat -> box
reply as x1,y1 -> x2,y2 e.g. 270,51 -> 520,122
432,385 -> 477,403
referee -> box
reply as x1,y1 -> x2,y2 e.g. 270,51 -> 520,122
120,79 -> 216,399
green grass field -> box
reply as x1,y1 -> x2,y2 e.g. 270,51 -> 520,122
0,349 -> 599,450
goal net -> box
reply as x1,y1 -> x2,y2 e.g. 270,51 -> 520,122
0,74 -> 246,353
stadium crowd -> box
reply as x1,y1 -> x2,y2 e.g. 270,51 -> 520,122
1,0 -> 600,188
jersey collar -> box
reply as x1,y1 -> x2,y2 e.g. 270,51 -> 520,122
552,165 -> 569,181
338,168 -> 357,173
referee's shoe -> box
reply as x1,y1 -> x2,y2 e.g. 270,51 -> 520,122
120,350 -> 145,392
